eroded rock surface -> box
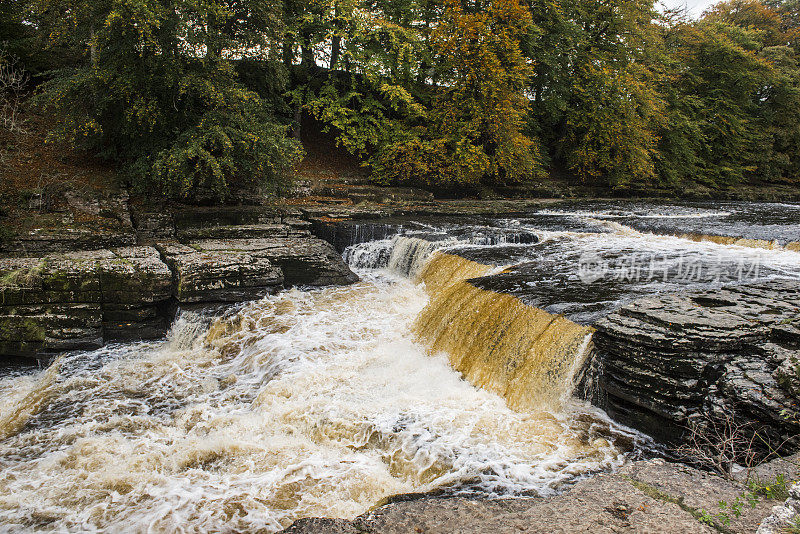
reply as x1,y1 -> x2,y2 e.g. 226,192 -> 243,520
1,226 -> 358,356
0,247 -> 172,355
156,243 -> 283,303
758,481 -> 800,533
191,237 -> 358,287
282,458 -> 799,534
593,280 -> 800,453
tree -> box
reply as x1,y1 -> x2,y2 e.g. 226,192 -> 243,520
536,0 -> 666,189
655,4 -> 800,190
423,0 -> 541,186
32,0 -> 302,202
704,0 -> 788,46
753,44 -> 800,183
16,0 -> 800,197
308,0 -> 541,189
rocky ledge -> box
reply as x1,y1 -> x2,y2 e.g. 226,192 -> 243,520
0,225 -> 356,358
283,454 -> 800,534
592,280 -> 800,456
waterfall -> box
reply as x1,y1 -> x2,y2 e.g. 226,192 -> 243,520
386,237 -> 442,277
415,252 -> 495,294
343,239 -> 395,270
678,232 -> 792,251
0,225 -> 652,532
410,249 -> 595,411
343,236 -> 442,273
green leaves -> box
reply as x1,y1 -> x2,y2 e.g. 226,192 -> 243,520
21,0 -> 800,196
304,0 -> 542,190
33,0 -> 301,202
151,99 -> 303,201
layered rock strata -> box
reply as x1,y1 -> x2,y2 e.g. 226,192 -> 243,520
0,247 -> 171,355
593,280 -> 800,454
1,221 -> 357,357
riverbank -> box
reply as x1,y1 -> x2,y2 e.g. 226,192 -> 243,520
284,454 -> 800,534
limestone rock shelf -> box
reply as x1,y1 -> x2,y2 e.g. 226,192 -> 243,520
283,455 -> 800,534
0,247 -> 172,356
593,280 -> 800,455
0,228 -> 357,358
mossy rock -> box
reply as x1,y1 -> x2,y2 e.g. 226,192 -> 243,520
0,315 -> 46,343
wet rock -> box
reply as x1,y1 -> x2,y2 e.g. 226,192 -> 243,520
63,190 -> 132,227
593,280 -> 800,454
1,188 -> 137,256
1,232 -> 358,356
172,205 -> 301,230
311,220 -> 406,252
283,458 -> 791,534
0,303 -> 103,356
176,223 -> 310,242
155,243 -> 283,303
0,227 -> 136,257
191,237 -> 359,287
130,209 -> 176,242
311,184 -> 435,204
0,247 -> 174,356
99,246 -> 173,339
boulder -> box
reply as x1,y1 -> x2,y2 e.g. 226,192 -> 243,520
99,246 -> 173,339
0,227 -> 136,258
156,243 -> 283,303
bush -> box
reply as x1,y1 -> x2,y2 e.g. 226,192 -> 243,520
32,0 -> 299,204
150,100 -> 303,202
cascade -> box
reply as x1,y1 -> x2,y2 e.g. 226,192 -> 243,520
5,201 -> 799,532
411,250 -> 594,411
386,237 -> 442,277
578,214 -> 800,252
342,239 -> 394,270
678,232 -> 800,252
0,356 -> 61,440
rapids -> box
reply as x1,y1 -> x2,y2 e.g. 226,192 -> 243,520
1,200 -> 799,533
0,259 -> 638,533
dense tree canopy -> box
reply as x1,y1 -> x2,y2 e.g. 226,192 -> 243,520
5,0 -> 800,200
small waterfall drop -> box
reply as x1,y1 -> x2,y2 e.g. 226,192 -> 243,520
677,232 -> 800,252
386,236 -> 442,277
407,249 -> 595,411
0,356 -> 62,440
343,236 -> 442,273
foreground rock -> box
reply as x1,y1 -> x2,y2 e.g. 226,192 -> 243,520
758,482 -> 800,533
593,280 -> 800,455
284,457 -> 800,533
189,238 -> 359,287
156,243 -> 283,303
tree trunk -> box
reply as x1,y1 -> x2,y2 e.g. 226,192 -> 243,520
206,13 -> 221,60
90,27 -> 97,66
330,35 -> 341,70
293,102 -> 303,139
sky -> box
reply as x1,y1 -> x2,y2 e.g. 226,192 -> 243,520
659,0 -> 719,17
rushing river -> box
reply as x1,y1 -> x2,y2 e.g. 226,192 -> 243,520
1,200 -> 799,532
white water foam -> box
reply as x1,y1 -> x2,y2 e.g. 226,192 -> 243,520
0,271 -> 639,533
534,208 -> 732,219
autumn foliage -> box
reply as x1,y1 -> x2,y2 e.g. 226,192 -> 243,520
3,0 -> 800,199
